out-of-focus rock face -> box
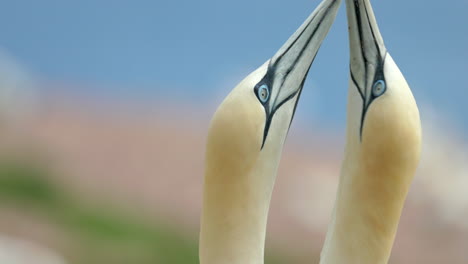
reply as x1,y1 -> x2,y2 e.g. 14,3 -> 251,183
0,96 -> 467,263
0,235 -> 67,264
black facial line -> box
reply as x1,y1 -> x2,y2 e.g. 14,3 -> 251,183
258,60 -> 309,149
354,0 -> 370,97
351,1 -> 389,141
288,74 -> 307,130
272,9 -> 320,66
353,0 -> 369,141
362,1 -> 383,58
272,1 -> 334,67
261,114 -> 273,149
279,4 -> 332,67
359,100 -> 367,141
279,12 -> 327,89
254,74 -> 273,149
351,68 -> 366,141
271,3 -> 333,99
257,5 -> 333,150
350,68 -> 365,100
261,87 -> 300,149
356,51 -> 388,140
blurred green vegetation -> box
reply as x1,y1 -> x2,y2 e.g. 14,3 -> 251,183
0,161 -> 285,264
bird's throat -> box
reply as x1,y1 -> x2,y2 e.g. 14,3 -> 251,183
199,161 -> 277,264
319,158 -> 413,264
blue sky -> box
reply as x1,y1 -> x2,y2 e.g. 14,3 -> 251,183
0,0 -> 467,132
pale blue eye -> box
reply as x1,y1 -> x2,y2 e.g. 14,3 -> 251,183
257,84 -> 270,103
372,80 -> 386,97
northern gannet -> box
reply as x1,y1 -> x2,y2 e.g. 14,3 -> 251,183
199,1 -> 341,263
319,1 -> 422,263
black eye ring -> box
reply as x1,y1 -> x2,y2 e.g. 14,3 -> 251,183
372,80 -> 386,97
257,84 -> 270,103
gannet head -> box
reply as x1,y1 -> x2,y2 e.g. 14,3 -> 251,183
345,0 -> 421,174
206,0 -> 341,175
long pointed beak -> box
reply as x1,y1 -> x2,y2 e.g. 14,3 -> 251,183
346,0 -> 389,139
259,0 -> 341,147
346,0 -> 386,89
266,0 -> 341,111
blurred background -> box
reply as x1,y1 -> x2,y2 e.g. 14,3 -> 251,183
0,0 -> 467,263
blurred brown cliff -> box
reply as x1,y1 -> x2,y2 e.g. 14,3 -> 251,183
0,89 -> 467,263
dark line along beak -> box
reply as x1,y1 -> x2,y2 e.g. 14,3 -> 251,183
346,0 -> 387,139
260,0 -> 341,148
